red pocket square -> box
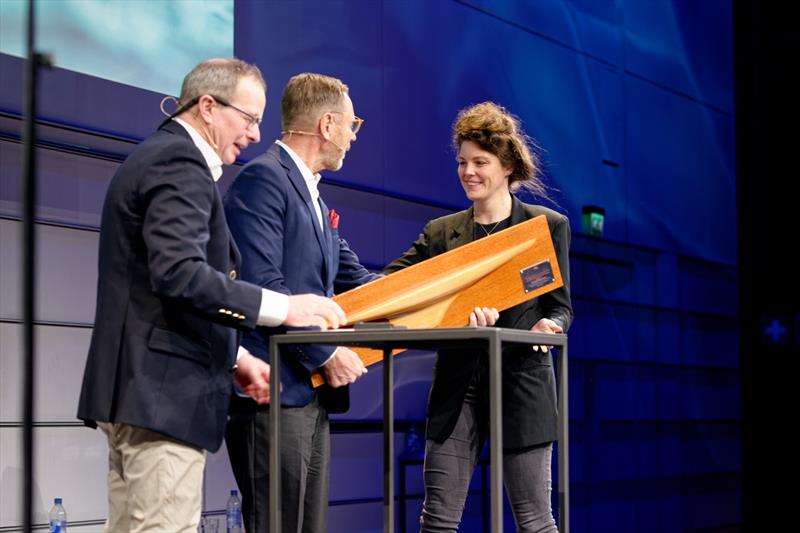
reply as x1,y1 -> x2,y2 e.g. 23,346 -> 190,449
328,209 -> 340,229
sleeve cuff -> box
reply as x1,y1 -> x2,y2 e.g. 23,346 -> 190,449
257,289 -> 289,326
320,346 -> 339,367
236,345 -> 250,362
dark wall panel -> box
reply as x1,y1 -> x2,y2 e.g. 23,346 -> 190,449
625,76 -> 735,264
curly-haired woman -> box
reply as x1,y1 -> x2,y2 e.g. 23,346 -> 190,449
385,102 -> 573,532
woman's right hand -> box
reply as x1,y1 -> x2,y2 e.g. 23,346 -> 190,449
468,306 -> 500,327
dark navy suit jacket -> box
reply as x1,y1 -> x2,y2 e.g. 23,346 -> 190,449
77,121 -> 264,452
223,142 -> 379,409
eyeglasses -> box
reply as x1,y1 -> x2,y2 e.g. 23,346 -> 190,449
210,94 -> 262,129
329,111 -> 364,134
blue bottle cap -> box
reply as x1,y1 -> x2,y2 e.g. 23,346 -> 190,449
230,489 -> 237,496
54,497 -> 62,504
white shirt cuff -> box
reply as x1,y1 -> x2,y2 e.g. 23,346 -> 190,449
257,289 -> 289,326
236,345 -> 250,362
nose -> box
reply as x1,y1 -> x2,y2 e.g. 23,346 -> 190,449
247,124 -> 261,144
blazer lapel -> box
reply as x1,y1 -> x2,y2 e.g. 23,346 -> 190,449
510,195 -> 530,224
445,206 -> 475,251
446,194 -> 526,251
318,197 -> 336,291
276,145 -> 330,277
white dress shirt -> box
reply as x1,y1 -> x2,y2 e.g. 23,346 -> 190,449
172,118 -> 289,331
275,140 -> 324,230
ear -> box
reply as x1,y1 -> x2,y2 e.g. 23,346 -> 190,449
319,112 -> 335,140
195,95 -> 217,124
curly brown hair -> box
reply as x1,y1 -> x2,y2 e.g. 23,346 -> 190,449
452,102 -> 545,197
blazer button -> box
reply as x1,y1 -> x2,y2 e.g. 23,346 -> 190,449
229,270 -> 237,280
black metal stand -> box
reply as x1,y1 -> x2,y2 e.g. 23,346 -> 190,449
269,327 -> 569,533
21,2 -> 53,531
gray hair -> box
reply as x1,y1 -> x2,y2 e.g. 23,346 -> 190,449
178,58 -> 265,106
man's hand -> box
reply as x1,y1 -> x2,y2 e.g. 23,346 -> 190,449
530,318 -> 563,352
321,347 -> 367,388
284,294 -> 347,330
234,352 -> 271,404
468,306 -> 500,327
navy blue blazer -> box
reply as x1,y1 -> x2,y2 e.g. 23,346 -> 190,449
77,121 -> 264,452
223,143 -> 379,409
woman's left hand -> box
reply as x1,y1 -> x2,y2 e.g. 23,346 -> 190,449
530,318 -> 563,352
469,306 -> 500,327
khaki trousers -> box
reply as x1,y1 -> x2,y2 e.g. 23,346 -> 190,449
99,422 -> 206,533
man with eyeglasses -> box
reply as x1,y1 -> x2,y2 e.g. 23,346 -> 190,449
223,72 -> 378,532
77,60 -> 347,533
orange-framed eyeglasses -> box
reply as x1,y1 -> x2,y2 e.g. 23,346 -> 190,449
330,111 -> 364,134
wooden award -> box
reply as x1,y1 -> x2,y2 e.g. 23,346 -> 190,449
310,215 -> 562,387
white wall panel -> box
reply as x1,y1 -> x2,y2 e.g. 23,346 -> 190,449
0,426 -> 107,528
0,324 -> 91,423
0,219 -> 98,323
0,140 -> 114,228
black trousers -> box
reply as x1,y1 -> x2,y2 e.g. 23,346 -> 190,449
226,395 -> 330,533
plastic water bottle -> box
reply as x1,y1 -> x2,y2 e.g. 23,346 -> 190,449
49,498 -> 67,533
225,489 -> 242,533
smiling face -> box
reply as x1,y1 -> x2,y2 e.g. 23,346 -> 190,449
457,140 -> 512,204
212,75 -> 265,164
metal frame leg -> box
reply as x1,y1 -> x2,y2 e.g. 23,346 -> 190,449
384,348 -> 395,533
488,330 -> 503,532
557,343 -> 569,533
269,338 -> 282,533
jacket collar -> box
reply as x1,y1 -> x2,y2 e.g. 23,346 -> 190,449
271,143 -> 331,276
446,194 -> 527,250
167,119 -> 223,181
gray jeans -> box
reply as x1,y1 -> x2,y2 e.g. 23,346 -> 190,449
420,400 -> 558,532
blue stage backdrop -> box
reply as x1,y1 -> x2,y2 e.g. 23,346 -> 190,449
0,1 -> 738,531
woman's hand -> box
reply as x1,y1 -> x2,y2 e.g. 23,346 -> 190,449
468,306 -> 500,327
530,318 -> 563,352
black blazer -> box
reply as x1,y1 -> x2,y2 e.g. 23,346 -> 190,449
77,121 -> 264,452
384,196 -> 573,449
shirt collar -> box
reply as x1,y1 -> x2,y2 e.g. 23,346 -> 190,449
275,140 -> 321,191
173,118 -> 223,181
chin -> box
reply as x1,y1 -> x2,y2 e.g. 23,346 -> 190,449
463,190 -> 482,202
